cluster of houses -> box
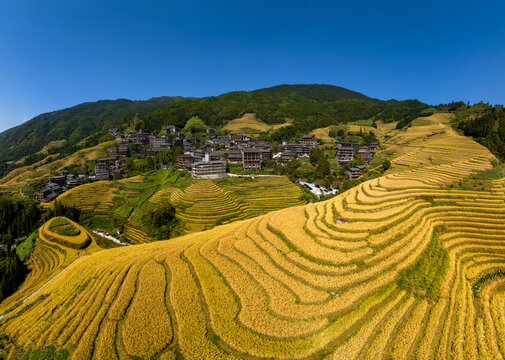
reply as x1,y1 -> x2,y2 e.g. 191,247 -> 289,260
32,112 -> 382,201
276,134 -> 319,162
94,157 -> 127,180
336,140 -> 380,179
176,134 -> 321,179
109,121 -> 218,158
33,157 -> 128,203
108,115 -> 324,181
176,135 -> 274,179
33,170 -> 89,202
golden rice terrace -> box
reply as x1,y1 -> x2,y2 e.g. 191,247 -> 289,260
2,114 -> 505,359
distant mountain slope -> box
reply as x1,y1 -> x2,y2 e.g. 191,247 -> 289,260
0,96 -> 183,164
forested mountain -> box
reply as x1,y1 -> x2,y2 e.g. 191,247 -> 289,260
142,85 -> 428,132
0,96 -> 184,164
0,85 -> 429,170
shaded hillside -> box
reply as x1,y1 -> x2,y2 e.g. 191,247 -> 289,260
0,96 -> 183,164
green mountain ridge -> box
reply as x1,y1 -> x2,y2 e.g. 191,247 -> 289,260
0,84 -> 429,173
0,96 -> 184,164
141,85 -> 427,132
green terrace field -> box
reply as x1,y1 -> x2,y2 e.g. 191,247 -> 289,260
169,180 -> 248,233
54,170 -> 189,243
3,114 -> 505,359
54,170 -> 305,243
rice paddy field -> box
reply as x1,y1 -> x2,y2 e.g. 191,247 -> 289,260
54,169 -> 304,242
2,114 -> 505,359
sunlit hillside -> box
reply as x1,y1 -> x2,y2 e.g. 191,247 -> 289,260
310,120 -> 397,143
222,113 -> 291,134
0,141 -> 114,192
2,114 -> 505,359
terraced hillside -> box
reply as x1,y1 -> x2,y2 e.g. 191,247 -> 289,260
310,121 -> 397,143
170,180 -> 247,233
223,113 -> 291,134
2,114 -> 505,359
56,172 -> 304,241
55,171 -> 188,243
159,177 -> 305,234
219,176 -> 305,217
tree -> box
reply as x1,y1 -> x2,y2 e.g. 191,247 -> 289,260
328,126 -> 338,138
0,252 -> 28,301
382,160 -> 391,171
315,157 -> 330,178
298,193 -> 312,203
156,148 -> 183,166
309,148 -> 324,166
183,116 -> 207,135
323,175 -> 334,188
142,202 -> 180,240
353,153 -> 365,166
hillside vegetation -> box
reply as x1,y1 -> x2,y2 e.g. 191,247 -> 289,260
0,97 -> 183,164
0,85 -> 430,183
2,114 -> 505,359
0,85 -> 428,166
456,105 -> 505,161
143,86 -> 428,133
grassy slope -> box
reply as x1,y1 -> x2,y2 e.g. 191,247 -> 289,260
223,113 -> 273,134
223,113 -> 292,134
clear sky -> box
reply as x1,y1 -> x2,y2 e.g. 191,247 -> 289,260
1,0 -> 504,132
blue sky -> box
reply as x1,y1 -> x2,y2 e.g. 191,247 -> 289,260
1,0 -> 504,132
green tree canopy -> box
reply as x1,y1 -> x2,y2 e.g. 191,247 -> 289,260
183,116 -> 207,134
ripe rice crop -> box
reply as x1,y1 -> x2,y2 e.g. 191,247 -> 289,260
2,115 -> 505,359
121,260 -> 172,358
39,217 -> 90,249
